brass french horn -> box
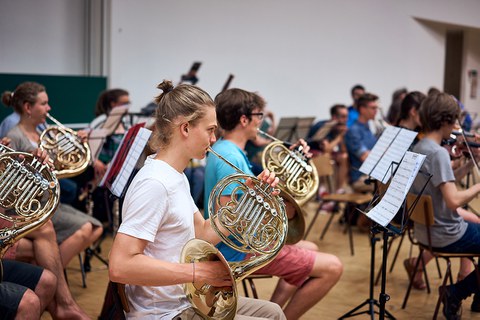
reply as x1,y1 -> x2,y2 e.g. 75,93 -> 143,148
39,113 -> 92,179
258,129 -> 319,244
180,147 -> 288,320
0,144 -> 60,279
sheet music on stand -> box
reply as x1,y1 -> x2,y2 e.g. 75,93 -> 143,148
366,151 -> 426,229
87,105 -> 130,161
359,126 -> 418,184
99,123 -> 152,198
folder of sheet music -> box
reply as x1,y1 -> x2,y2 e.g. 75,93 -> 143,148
99,122 -> 152,198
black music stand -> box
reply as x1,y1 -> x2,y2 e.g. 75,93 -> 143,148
274,117 -> 315,143
339,154 -> 430,320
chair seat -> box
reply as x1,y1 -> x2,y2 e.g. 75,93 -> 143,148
322,193 -> 373,204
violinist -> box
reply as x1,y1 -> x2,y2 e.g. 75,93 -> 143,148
406,92 -> 480,313
395,91 -> 426,145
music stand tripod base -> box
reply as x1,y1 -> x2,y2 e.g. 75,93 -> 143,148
338,225 -> 396,320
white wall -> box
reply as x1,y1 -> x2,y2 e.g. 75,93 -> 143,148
0,0 -> 86,75
108,0 -> 480,120
1,0 -> 480,122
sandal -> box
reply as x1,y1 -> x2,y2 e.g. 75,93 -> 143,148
403,258 -> 426,290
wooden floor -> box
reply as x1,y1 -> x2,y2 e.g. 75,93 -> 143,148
43,200 -> 480,320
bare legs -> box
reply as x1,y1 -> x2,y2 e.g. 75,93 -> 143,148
270,240 -> 343,320
59,222 -> 103,267
15,221 -> 90,319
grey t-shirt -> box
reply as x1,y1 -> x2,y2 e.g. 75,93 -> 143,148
6,125 -> 37,152
412,138 -> 468,247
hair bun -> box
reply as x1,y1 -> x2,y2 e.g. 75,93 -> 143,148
157,80 -> 174,93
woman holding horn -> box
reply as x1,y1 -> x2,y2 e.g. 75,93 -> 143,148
2,81 -> 103,268
109,80 -> 285,319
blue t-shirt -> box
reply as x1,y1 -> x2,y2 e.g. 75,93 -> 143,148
204,139 -> 253,261
0,112 -> 20,138
345,120 -> 377,183
346,106 -> 358,128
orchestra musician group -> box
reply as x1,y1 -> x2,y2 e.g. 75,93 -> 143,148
1,78 -> 480,320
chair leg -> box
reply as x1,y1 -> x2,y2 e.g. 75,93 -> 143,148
304,201 -> 323,240
433,258 -> 452,320
344,205 -> 355,256
78,253 -> 87,288
435,256 -> 443,278
320,203 -> 337,240
402,248 -> 424,309
247,278 -> 258,299
421,256 -> 431,294
241,279 -> 249,298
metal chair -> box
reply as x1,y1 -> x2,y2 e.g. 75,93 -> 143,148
401,193 -> 480,319
304,154 -> 373,255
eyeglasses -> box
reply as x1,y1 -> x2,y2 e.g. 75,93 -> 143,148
250,112 -> 264,120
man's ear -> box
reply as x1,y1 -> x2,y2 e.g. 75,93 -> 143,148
240,114 -> 249,127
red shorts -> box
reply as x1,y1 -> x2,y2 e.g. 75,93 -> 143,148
252,244 -> 316,287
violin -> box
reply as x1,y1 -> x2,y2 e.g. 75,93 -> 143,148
443,123 -> 480,175
442,136 -> 480,159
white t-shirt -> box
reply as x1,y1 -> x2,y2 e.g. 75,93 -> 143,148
118,156 -> 198,320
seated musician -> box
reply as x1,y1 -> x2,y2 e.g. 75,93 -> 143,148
0,143 -> 90,319
109,80 -> 286,320
204,88 -> 343,320
345,93 -> 379,193
1,81 -> 103,268
409,92 -> 480,313
306,104 -> 349,193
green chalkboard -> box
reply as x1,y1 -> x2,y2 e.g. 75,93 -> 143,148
0,73 -> 107,126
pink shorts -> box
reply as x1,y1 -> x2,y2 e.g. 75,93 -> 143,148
252,244 -> 316,287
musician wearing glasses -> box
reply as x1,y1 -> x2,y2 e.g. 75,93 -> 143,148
344,92 -> 379,193
2,82 -> 103,269
109,80 -> 285,319
204,88 -> 343,320
306,104 -> 349,193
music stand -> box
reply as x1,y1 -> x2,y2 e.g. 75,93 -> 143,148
274,117 -> 315,143
338,127 -> 420,320
339,152 -> 429,320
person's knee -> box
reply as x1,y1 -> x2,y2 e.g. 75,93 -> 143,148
17,289 -> 41,319
314,253 -> 343,279
37,269 -> 57,298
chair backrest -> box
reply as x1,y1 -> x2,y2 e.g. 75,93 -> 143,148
406,193 -> 434,227
312,154 -> 334,177
311,154 -> 334,192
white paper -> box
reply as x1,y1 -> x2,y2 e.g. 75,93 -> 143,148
359,126 -> 400,175
359,127 -> 417,184
366,151 -> 426,227
111,127 -> 151,197
370,129 -> 418,183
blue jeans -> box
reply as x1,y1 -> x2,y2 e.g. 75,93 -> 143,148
436,222 -> 480,254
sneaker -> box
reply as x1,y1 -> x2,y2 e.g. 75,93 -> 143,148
471,293 -> 480,312
439,285 -> 462,320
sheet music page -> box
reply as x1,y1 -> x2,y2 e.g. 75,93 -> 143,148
98,133 -> 128,188
111,127 -> 152,197
359,126 -> 400,175
366,151 -> 426,227
370,128 -> 418,183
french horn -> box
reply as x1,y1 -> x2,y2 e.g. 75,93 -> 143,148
180,147 -> 288,320
0,144 -> 60,279
258,129 -> 319,243
39,113 -> 92,179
